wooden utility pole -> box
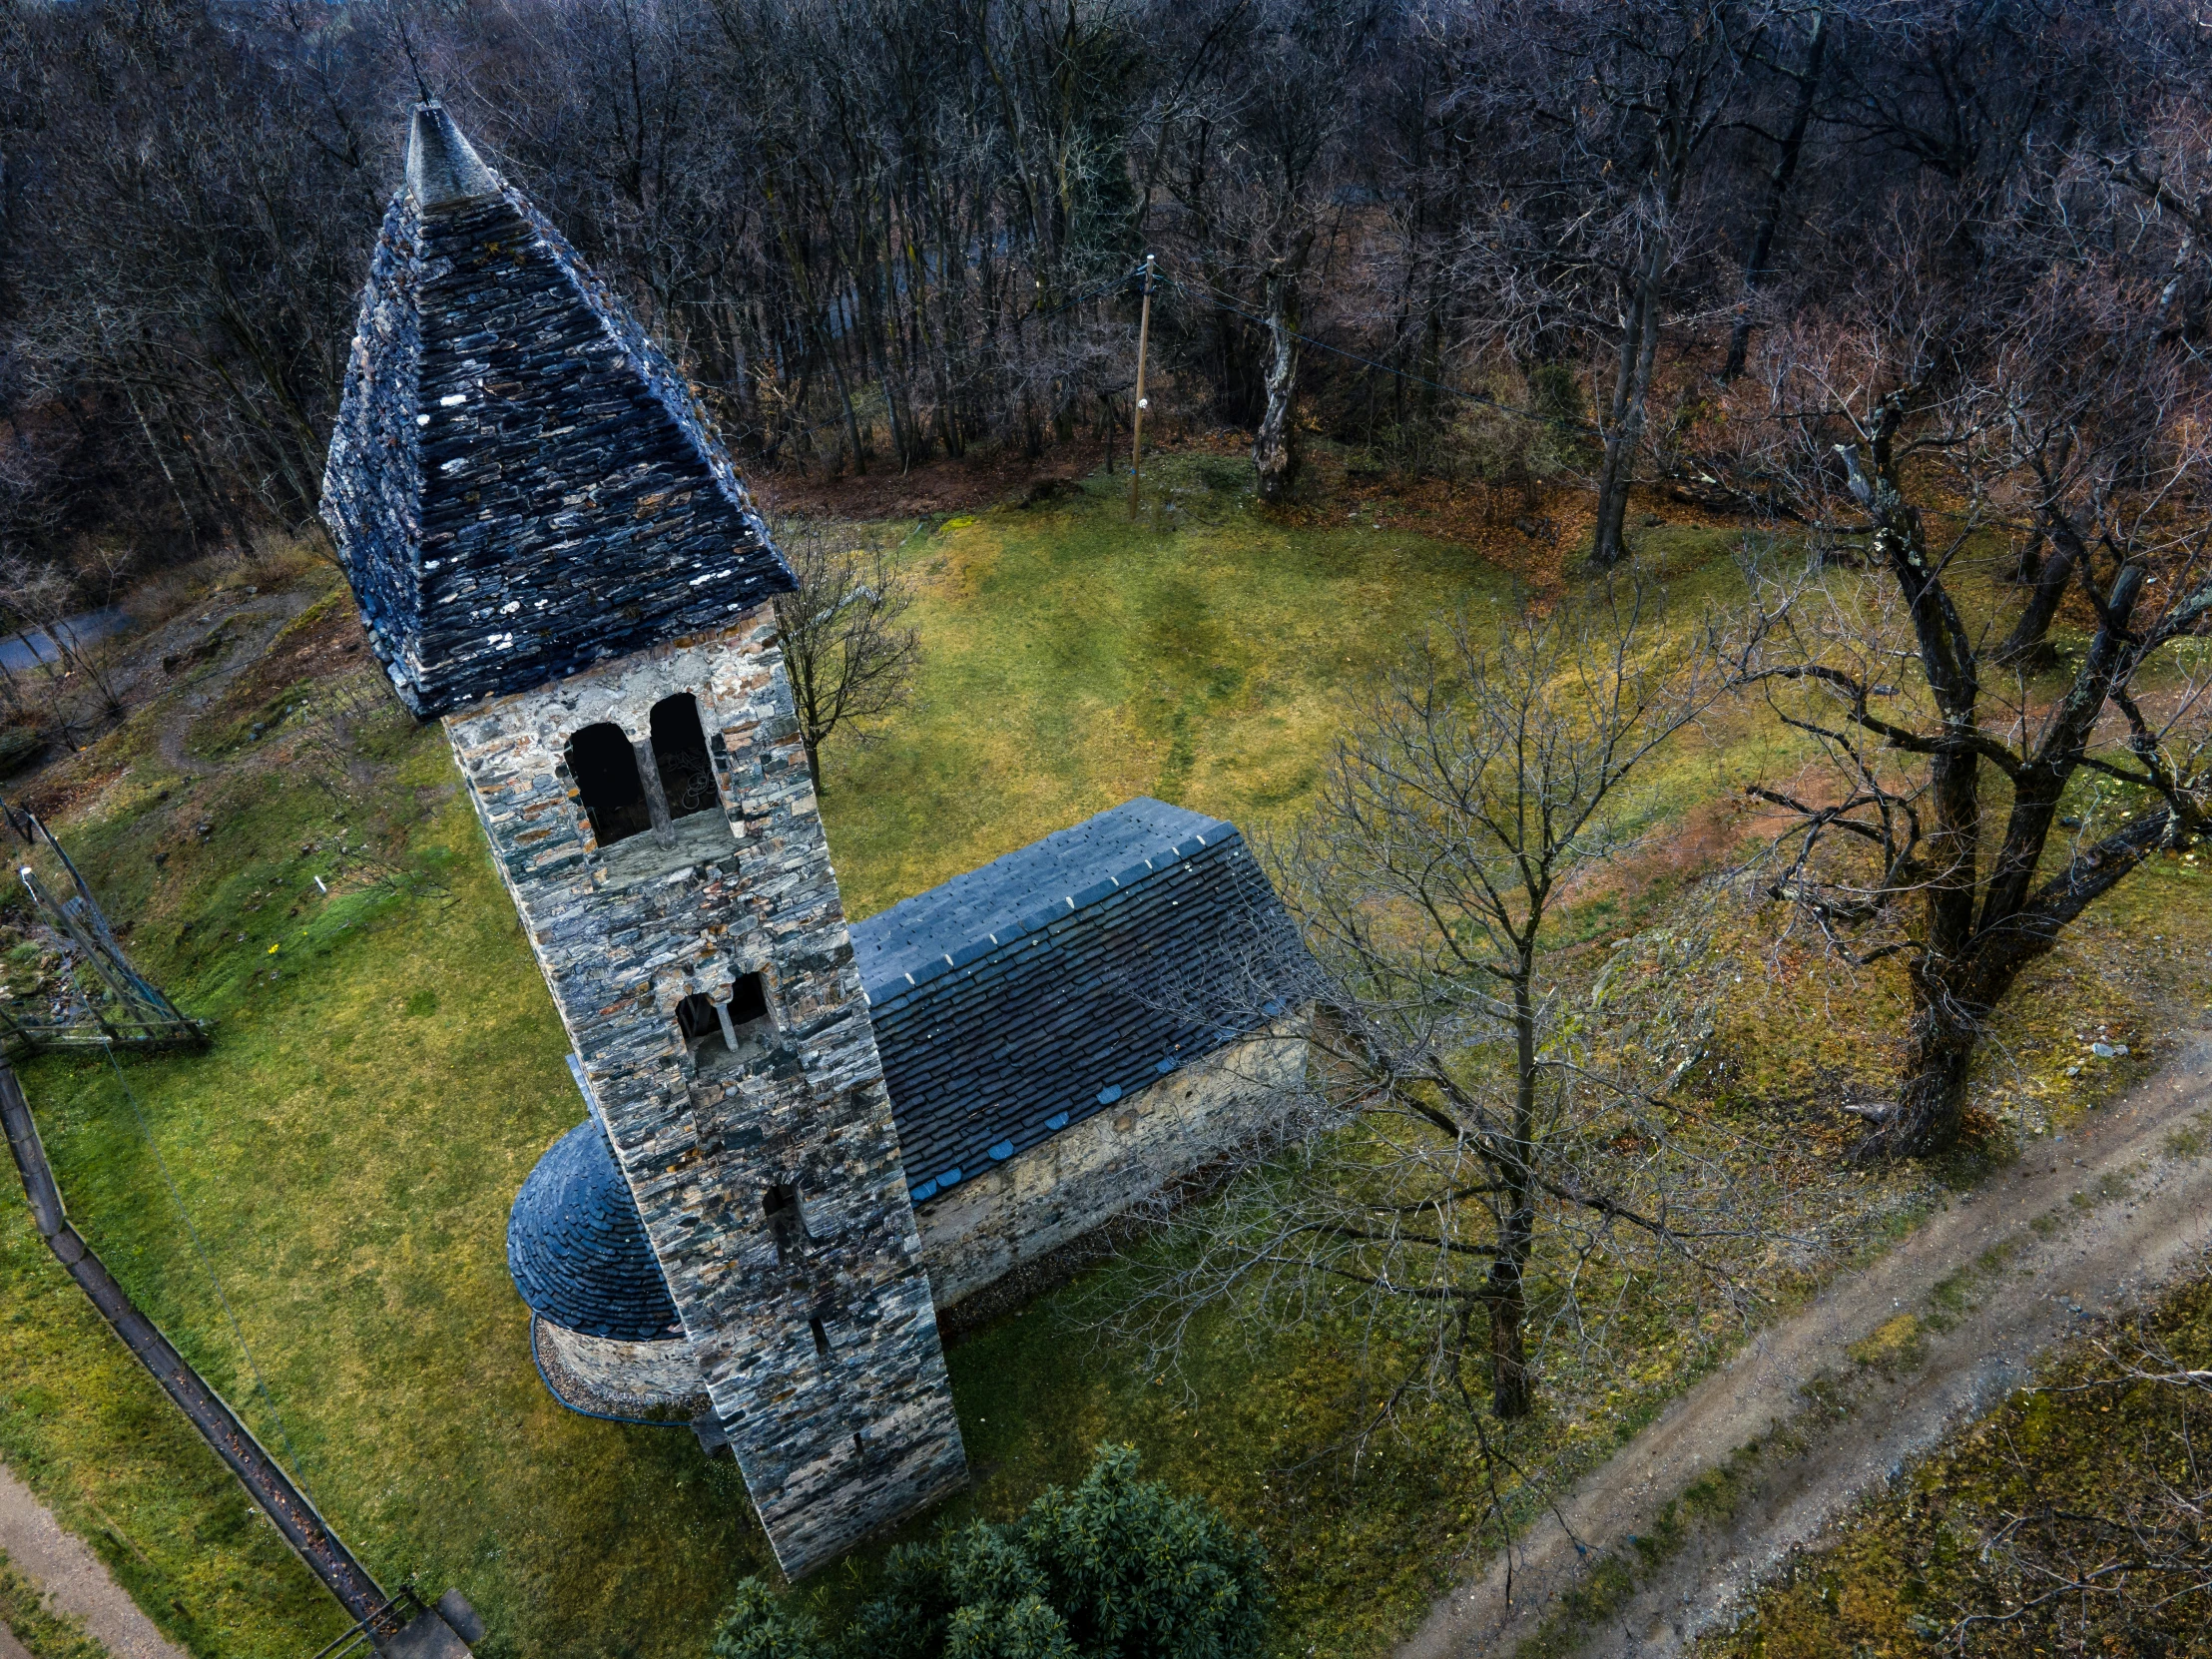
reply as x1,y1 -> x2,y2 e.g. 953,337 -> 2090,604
1128,254 -> 1155,516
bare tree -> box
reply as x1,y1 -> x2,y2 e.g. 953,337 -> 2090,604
277,668 -> 426,890
1129,584 -> 1754,1423
0,555 -> 125,726
1720,6 -> 1828,383
1738,312 -> 2212,1159
769,521 -> 921,790
1461,0 -> 1754,568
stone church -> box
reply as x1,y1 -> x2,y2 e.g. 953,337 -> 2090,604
320,104 -> 1301,1580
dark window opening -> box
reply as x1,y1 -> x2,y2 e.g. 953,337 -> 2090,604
764,1181 -> 810,1262
650,694 -> 719,820
676,993 -> 722,1047
810,1317 -> 830,1357
728,972 -> 769,1026
852,1429 -> 867,1460
676,973 -> 773,1067
566,722 -> 651,845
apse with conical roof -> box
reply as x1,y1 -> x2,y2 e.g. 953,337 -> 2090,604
320,103 -> 793,718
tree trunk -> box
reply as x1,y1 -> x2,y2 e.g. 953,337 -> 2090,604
1486,1273 -> 1531,1418
1853,404 -> 1987,1162
1993,532 -> 2080,670
1487,967 -> 1540,1418
1254,238 -> 1314,506
1865,987 -> 1978,1159
1254,270 -> 1302,504
1722,11 -> 1827,383
1590,247 -> 1664,568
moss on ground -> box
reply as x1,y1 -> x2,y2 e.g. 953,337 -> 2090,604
0,1549 -> 108,1659
1697,1273 -> 2212,1658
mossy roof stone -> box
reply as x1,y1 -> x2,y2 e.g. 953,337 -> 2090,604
320,103 -> 793,717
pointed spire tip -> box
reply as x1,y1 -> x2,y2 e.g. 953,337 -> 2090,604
406,102 -> 497,209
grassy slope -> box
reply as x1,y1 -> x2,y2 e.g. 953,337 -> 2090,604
0,469 -> 2203,1659
817,455 -> 1519,915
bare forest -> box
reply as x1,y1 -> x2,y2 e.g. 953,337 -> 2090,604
0,1 -> 2201,559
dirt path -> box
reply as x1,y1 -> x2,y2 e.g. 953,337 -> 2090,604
150,593 -> 310,780
0,1460 -> 183,1659
1400,1029 -> 2212,1659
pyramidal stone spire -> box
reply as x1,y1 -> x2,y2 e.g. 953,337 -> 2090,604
320,102 -> 794,717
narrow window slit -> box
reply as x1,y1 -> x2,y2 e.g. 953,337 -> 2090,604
764,1182 -> 809,1262
810,1318 -> 830,1357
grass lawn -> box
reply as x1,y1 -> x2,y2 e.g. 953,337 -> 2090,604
0,461 -> 2206,1659
811,452 -> 1526,914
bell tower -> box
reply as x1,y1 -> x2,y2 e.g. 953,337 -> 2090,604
319,103 -> 964,1576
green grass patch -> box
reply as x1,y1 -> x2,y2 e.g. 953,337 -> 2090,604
814,462 -> 1518,918
1846,1314 -> 1927,1374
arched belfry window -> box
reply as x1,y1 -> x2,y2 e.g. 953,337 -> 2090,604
566,723 -> 651,845
650,694 -> 719,821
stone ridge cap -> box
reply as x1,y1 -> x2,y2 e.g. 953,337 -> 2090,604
406,101 -> 498,207
852,798 -> 1240,1003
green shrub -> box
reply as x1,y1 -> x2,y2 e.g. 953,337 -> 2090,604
710,1447 -> 1270,1659
712,1579 -> 827,1659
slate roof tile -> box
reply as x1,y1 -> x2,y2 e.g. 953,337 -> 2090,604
851,798 -> 1298,1203
506,1118 -> 683,1342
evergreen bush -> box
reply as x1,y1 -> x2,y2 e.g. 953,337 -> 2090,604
711,1447 -> 1269,1659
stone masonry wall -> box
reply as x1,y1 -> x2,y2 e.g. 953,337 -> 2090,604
442,606 -> 965,1577
538,1320 -> 706,1409
916,1020 -> 1308,1310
